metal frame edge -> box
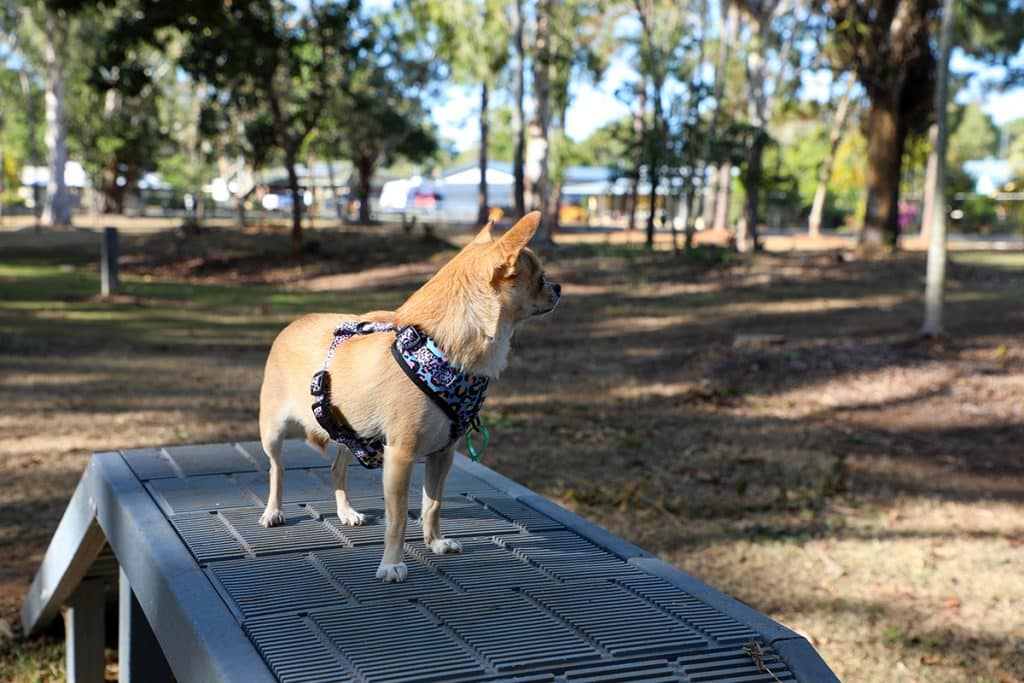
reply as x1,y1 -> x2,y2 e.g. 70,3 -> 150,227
92,451 -> 276,682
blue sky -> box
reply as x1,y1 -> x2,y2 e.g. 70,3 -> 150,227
434,47 -> 1024,153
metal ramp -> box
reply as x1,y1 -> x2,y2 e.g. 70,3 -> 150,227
22,441 -> 839,682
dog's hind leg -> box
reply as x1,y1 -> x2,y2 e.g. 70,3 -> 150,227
421,445 -> 461,555
258,424 -> 287,528
331,447 -> 366,526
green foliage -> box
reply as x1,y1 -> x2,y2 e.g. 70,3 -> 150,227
67,9 -> 170,210
948,102 -> 999,163
954,194 -> 999,233
1006,118 -> 1024,178
407,0 -> 508,87
562,116 -> 633,170
312,8 -> 438,222
775,119 -> 829,206
0,67 -> 45,175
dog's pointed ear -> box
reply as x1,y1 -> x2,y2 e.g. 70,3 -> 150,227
472,220 -> 495,245
496,211 -> 540,258
492,211 -> 540,280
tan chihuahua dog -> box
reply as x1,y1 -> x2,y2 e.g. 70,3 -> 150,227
258,212 -> 559,582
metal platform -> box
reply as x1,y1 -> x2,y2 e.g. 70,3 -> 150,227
22,441 -> 839,683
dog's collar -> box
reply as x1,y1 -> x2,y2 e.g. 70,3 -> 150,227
310,321 -> 489,469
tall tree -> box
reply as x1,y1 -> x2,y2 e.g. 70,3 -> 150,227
704,0 -> 740,233
632,0 -> 672,249
509,0 -> 527,218
733,0 -> 801,252
526,0 -> 555,240
78,13 -> 173,215
828,0 -> 937,249
17,5 -> 74,226
409,0 -> 508,226
808,72 -> 856,238
104,0 -> 365,252
827,0 -> 1024,249
921,0 -> 955,337
317,12 -> 437,225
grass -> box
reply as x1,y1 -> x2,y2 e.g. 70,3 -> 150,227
2,225 -> 1023,682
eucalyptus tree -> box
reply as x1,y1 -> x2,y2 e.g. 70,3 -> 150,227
827,0 -> 937,249
526,0 -> 555,238
730,0 -> 804,252
103,0 -> 367,252
523,0 -> 611,241
545,0 -> 616,234
509,0 -> 527,217
920,0 -> 955,337
628,0 -> 700,249
408,0 -> 508,226
316,10 -> 438,225
15,3 -> 77,226
77,12 -> 173,214
807,72 -> 856,238
0,23 -> 44,208
825,0 -> 1024,249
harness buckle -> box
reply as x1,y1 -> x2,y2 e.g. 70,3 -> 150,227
396,325 -> 424,350
310,370 -> 330,397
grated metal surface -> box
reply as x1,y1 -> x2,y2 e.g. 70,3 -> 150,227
525,582 -> 707,657
105,441 -> 830,681
616,575 -> 760,646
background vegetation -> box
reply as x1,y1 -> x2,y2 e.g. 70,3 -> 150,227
1,1 -> 1023,682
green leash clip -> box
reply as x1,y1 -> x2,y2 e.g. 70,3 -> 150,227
465,418 -> 489,462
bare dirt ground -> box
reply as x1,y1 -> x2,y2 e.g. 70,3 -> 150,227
1,222 -> 1022,682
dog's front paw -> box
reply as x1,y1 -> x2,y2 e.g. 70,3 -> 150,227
375,562 -> 408,583
259,508 -> 286,528
429,538 -> 463,555
337,508 -> 366,526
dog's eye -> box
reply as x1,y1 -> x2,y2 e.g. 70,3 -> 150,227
538,275 -> 545,288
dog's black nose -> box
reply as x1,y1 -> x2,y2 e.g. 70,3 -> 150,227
552,283 -> 562,297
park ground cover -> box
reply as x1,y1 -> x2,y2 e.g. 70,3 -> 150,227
1,222 -> 1022,682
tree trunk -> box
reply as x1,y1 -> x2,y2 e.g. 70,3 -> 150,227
645,172 -> 659,249
550,178 -> 563,235
235,198 -> 247,229
526,0 -> 553,241
740,5 -> 772,253
285,148 -> 304,253
307,149 -> 319,230
636,1 -> 665,251
356,152 -> 374,225
919,122 -> 938,242
477,82 -> 490,227
627,85 -> 646,233
738,134 -> 764,253
713,163 -> 732,230
702,0 -> 734,233
861,92 -> 905,249
326,160 -> 345,223
808,74 -> 855,238
921,0 -> 955,337
40,9 -> 72,227
511,0 -> 526,218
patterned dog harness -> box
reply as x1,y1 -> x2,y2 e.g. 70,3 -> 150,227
310,321 -> 489,469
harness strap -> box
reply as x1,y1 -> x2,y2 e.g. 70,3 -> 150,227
310,321 -> 489,470
310,321 -> 396,469
390,331 -> 459,432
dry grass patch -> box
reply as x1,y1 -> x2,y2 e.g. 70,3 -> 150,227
2,225 -> 1022,682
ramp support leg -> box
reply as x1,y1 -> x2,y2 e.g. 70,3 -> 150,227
119,568 -> 174,682
64,578 -> 106,683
